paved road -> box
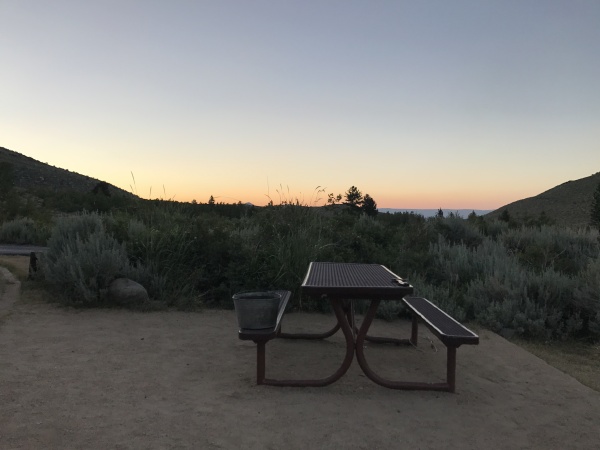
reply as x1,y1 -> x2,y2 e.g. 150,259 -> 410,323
0,244 -> 48,255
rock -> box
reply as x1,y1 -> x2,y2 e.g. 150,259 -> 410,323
108,278 -> 149,307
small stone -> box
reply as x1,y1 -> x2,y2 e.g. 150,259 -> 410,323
107,278 -> 149,307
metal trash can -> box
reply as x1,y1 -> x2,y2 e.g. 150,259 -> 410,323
233,291 -> 282,329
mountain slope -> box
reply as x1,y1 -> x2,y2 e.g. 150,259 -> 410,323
486,172 -> 600,228
0,146 -> 133,197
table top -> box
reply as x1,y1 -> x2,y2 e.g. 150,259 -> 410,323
301,262 -> 414,299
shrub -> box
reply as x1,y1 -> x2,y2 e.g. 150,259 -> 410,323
229,204 -> 337,310
425,234 -> 589,339
427,236 -> 514,290
500,225 -> 599,275
348,214 -> 390,264
572,258 -> 600,339
481,219 -> 509,239
41,212 -> 133,306
410,274 -> 467,322
433,215 -> 483,248
465,271 -> 565,339
0,217 -> 49,245
124,216 -> 203,307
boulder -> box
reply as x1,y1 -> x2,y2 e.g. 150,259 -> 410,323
108,278 -> 149,307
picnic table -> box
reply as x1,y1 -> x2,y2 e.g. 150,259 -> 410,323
238,262 -> 478,392
294,262 -> 414,386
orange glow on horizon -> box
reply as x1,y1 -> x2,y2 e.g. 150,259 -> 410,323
151,186 -> 515,210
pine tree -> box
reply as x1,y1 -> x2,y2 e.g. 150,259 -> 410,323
344,186 -> 363,210
361,194 -> 378,216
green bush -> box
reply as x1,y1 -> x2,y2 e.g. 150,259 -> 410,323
410,274 -> 467,322
41,212 -> 135,306
124,216 -> 203,307
0,217 -> 49,245
465,270 -> 568,339
433,215 -> 483,248
419,229 -> 594,339
572,258 -> 600,338
500,225 -> 599,275
225,204 -> 338,310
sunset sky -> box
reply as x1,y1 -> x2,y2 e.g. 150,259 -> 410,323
2,1 -> 599,209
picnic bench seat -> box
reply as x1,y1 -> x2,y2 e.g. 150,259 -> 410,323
402,296 -> 479,392
238,290 -> 291,385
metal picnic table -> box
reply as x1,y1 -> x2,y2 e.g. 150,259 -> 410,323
239,261 -> 478,391
270,261 -> 415,387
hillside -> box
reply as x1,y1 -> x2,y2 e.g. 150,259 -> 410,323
0,146 -> 133,197
486,172 -> 600,228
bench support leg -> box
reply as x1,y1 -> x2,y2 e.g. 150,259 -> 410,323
256,341 -> 266,385
410,314 -> 419,345
446,346 -> 456,393
354,301 -> 459,392
256,299 -> 355,387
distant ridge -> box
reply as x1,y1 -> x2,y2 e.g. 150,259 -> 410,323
486,172 -> 600,228
0,146 -> 134,197
379,209 -> 492,218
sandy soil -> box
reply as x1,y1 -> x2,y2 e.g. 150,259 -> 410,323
1,257 -> 600,449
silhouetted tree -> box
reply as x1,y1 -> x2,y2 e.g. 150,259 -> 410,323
344,186 -> 363,210
208,195 -> 215,206
361,194 -> 378,216
327,192 -> 342,205
436,208 -> 444,218
590,182 -> 600,230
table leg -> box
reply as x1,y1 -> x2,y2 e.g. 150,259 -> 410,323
345,299 -> 356,340
355,299 -> 451,391
262,298 -> 355,387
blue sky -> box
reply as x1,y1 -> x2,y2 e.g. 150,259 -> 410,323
2,1 -> 599,208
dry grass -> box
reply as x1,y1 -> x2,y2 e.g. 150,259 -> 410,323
0,255 -> 29,280
513,338 -> 600,392
0,256 -> 25,298
0,255 -> 47,307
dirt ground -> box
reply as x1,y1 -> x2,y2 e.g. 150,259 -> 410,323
1,256 -> 600,449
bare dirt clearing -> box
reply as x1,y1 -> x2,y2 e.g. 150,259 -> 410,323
1,257 -> 599,449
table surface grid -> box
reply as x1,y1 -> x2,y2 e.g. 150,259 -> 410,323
302,262 -> 405,288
